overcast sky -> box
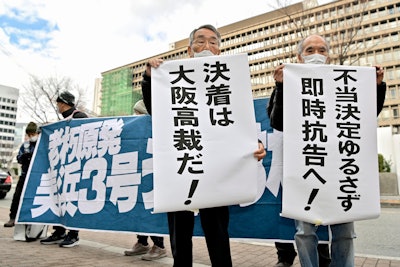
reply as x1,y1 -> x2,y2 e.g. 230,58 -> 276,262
0,0 -> 333,122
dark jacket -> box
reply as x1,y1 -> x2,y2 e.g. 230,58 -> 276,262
61,107 -> 88,119
17,140 -> 37,176
267,81 -> 387,131
141,72 -> 152,115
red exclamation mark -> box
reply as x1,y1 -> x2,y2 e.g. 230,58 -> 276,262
305,188 -> 319,211
184,180 -> 199,205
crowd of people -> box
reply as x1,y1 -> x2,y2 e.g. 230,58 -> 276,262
4,23 -> 386,267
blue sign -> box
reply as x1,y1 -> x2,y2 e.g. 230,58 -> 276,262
18,98 -> 328,241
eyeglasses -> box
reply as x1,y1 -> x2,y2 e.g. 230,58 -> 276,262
192,38 -> 219,48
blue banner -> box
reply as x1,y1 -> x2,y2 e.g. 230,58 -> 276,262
18,98 -> 328,240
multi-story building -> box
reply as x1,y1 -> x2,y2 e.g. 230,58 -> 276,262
92,78 -> 102,116
100,0 -> 400,132
0,84 -> 19,169
100,68 -> 140,116
13,122 -> 25,148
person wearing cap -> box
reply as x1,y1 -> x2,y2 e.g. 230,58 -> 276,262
40,91 -> 88,248
55,91 -> 88,119
4,122 -> 39,228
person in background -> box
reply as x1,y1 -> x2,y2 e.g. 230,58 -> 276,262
268,34 -> 386,267
40,91 -> 88,248
124,99 -> 167,261
132,99 -> 148,116
4,122 -> 39,228
142,24 -> 266,267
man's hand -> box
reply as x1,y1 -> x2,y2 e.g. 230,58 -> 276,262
273,64 -> 285,83
375,65 -> 384,85
254,142 -> 266,161
145,58 -> 164,77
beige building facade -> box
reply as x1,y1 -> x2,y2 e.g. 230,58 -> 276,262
101,0 -> 400,130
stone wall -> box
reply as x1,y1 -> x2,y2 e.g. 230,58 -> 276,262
379,173 -> 399,196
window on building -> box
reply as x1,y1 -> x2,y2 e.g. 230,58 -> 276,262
394,68 -> 400,80
376,53 -> 383,63
386,69 -> 394,80
393,108 -> 399,119
380,108 -> 390,120
390,88 -> 397,99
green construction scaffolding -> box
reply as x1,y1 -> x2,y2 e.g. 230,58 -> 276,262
100,67 -> 142,117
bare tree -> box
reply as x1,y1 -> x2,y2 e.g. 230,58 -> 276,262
266,0 -> 310,63
268,0 -> 369,65
329,1 -> 369,65
20,75 -> 88,124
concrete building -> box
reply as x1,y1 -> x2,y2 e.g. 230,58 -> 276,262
100,68 -> 140,117
0,84 -> 19,169
99,0 -> 399,191
100,0 -> 399,129
92,78 -> 102,116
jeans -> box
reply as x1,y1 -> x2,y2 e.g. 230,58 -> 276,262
295,220 -> 356,267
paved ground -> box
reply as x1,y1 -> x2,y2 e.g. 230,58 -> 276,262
1,202 -> 400,267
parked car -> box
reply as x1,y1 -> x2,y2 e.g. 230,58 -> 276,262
0,169 -> 13,199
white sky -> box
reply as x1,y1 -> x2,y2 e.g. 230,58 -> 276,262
0,0 -> 332,122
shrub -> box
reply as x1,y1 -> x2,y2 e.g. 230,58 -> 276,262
378,153 -> 391,172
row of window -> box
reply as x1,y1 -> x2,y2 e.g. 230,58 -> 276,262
0,98 -> 17,104
0,105 -> 17,112
221,1 -> 398,47
0,113 -> 16,119
221,4 -> 399,55
0,127 -> 15,134
226,33 -> 400,67
315,2 -> 400,22
343,47 -> 400,67
0,121 -> 16,126
0,143 -> 14,149
0,135 -> 14,141
223,17 -> 400,59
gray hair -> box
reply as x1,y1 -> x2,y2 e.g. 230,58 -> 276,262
297,35 -> 330,55
189,24 -> 221,46
133,100 -> 148,115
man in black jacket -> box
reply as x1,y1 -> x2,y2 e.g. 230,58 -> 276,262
40,91 -> 88,248
142,24 -> 266,267
268,34 -> 386,267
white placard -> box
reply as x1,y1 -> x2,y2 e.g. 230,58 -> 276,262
151,54 -> 259,213
281,63 -> 380,225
